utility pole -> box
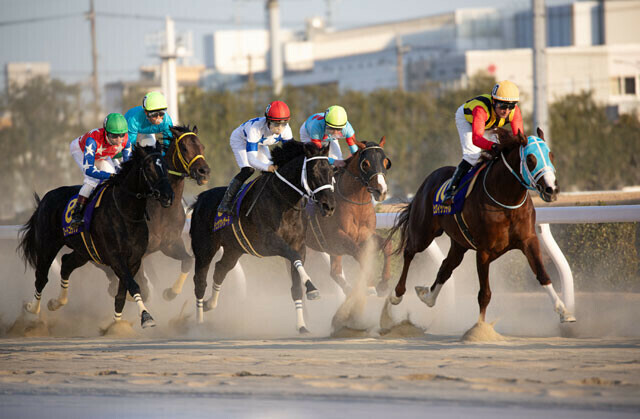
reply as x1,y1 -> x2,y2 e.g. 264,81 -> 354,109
395,35 -> 409,92
161,16 -> 179,123
267,0 -> 283,95
87,0 -> 100,120
532,0 -> 549,144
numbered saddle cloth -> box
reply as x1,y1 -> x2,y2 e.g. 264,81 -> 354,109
433,163 -> 486,216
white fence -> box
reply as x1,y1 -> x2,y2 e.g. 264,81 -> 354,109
2,205 -> 639,314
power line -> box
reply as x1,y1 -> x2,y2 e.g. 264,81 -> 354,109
0,13 -> 83,26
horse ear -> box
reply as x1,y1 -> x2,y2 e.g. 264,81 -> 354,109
354,139 -> 366,150
193,125 -> 198,135
169,126 -> 178,137
536,127 -> 545,140
379,136 -> 386,148
516,129 -> 527,145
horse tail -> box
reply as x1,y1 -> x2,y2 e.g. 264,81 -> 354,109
386,200 -> 413,256
17,193 -> 42,271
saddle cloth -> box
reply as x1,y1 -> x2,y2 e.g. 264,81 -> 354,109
213,178 -> 258,232
62,184 -> 108,237
433,163 -> 486,216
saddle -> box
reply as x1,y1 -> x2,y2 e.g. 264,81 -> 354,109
433,163 -> 486,216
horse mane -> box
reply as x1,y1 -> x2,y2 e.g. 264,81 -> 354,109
271,140 -> 306,167
478,128 -> 527,163
97,144 -> 152,192
171,124 -> 195,135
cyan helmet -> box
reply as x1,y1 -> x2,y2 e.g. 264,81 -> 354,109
324,105 -> 348,129
103,113 -> 128,134
142,91 -> 168,111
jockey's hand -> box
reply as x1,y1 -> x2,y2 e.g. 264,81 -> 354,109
333,160 -> 346,168
489,143 -> 500,158
267,165 -> 277,173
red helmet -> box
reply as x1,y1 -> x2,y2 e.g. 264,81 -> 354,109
265,100 -> 290,122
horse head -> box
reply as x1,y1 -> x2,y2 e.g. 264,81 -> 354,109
352,136 -> 391,201
495,128 -> 558,203
303,142 -> 336,217
138,144 -> 174,208
168,125 -> 211,185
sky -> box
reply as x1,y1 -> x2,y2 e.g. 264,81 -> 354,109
0,0 -> 575,89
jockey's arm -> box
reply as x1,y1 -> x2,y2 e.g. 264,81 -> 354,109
471,107 -> 495,150
82,137 -> 113,180
121,137 -> 132,162
511,106 -> 524,136
245,127 -> 272,172
343,123 -> 358,154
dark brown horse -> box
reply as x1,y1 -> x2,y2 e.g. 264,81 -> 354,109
103,126 -> 211,300
388,128 -> 576,326
306,137 -> 392,295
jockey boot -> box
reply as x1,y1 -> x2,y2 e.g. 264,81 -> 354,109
443,160 -> 472,204
217,178 -> 244,215
70,195 -> 89,226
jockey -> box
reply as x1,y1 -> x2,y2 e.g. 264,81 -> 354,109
69,113 -> 131,226
443,80 -> 524,203
217,100 -> 294,215
124,91 -> 174,153
299,105 -> 357,168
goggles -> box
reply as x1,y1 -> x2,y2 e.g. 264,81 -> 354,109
495,101 -> 517,110
146,110 -> 166,118
269,120 -> 288,127
107,132 -> 126,140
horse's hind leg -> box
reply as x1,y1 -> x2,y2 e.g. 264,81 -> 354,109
24,242 -> 63,315
200,246 -> 239,321
391,231 -> 437,305
521,237 -> 576,323
162,240 -> 194,301
47,251 -> 88,311
416,239 -> 467,308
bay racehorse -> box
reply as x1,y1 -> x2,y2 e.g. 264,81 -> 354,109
101,125 -> 211,300
388,128 -> 576,326
189,141 -> 335,333
18,144 -> 174,328
306,137 -> 392,295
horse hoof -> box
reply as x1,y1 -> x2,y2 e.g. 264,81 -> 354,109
561,314 -> 577,323
47,299 -> 63,311
366,287 -> 378,297
141,311 -> 156,328
23,302 -> 40,315
415,286 -> 435,307
163,288 -> 178,301
203,298 -> 216,312
389,294 -> 403,306
298,326 -> 310,334
306,290 -> 320,300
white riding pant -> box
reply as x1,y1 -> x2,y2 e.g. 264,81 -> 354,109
455,105 -> 498,166
137,133 -> 156,147
70,138 -> 116,197
299,124 -> 344,161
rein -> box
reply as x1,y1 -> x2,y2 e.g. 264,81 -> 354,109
335,170 -> 371,205
273,156 -> 334,203
112,151 -> 165,222
168,132 -> 204,178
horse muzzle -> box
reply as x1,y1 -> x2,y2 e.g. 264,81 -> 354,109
538,184 -> 558,203
191,165 -> 211,186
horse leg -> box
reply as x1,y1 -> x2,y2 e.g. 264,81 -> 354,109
416,239 -> 467,307
269,235 -> 319,300
476,251 -> 494,323
374,233 -> 393,295
24,243 -> 62,315
204,246 -> 241,315
47,251 -> 88,311
192,236 -> 219,324
112,261 -> 155,328
329,255 -> 351,295
288,259 -> 310,334
113,277 -> 127,322
521,237 -> 576,323
161,240 -> 194,301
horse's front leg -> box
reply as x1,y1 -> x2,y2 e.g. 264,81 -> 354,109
270,234 -> 319,300
476,251 -> 493,323
374,233 -> 393,295
112,260 -> 155,328
161,240 -> 194,301
329,255 -> 351,295
521,237 -> 576,323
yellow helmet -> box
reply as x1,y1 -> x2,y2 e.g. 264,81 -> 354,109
324,105 -> 348,129
491,80 -> 519,102
142,91 -> 168,111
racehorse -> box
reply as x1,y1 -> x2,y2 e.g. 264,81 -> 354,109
100,125 -> 211,301
387,128 -> 576,326
18,144 -> 174,328
306,137 -> 392,295
189,140 -> 336,333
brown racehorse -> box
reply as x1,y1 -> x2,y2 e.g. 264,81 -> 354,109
103,125 -> 211,300
306,138 -> 392,295
388,128 -> 576,326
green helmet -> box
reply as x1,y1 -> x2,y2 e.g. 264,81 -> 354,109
103,113 -> 128,134
142,91 -> 168,111
324,105 -> 348,129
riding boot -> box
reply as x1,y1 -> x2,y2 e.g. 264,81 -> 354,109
443,160 -> 473,204
70,195 -> 89,226
217,178 -> 244,215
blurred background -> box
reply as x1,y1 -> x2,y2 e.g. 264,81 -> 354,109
0,0 -> 639,297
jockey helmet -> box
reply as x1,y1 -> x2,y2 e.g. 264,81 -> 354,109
265,100 -> 290,122
491,80 -> 519,103
142,91 -> 168,112
103,113 -> 128,135
324,105 -> 348,129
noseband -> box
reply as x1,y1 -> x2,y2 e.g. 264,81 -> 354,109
274,156 -> 335,203
168,132 -> 205,178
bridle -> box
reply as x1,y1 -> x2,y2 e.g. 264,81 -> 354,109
273,156 -> 335,203
168,132 -> 205,178
337,145 -> 387,204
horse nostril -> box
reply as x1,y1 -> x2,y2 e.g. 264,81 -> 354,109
545,186 -> 555,195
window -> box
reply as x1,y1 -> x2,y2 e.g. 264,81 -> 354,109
623,77 -> 636,95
